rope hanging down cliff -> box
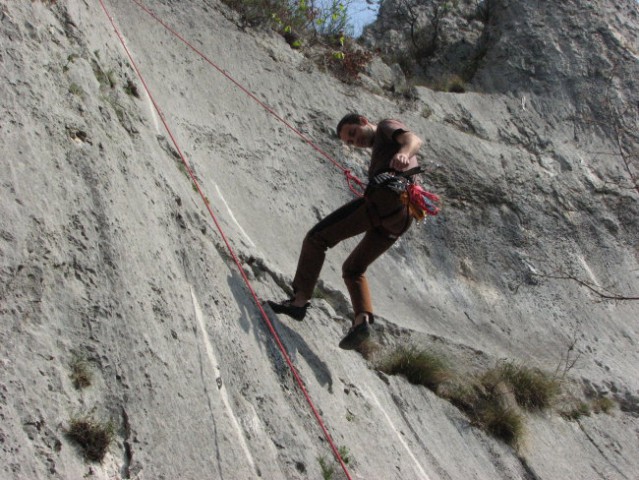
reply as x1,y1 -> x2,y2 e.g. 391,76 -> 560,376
98,0 -> 353,478
129,0 -> 366,197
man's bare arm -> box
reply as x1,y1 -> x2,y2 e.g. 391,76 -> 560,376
391,131 -> 423,171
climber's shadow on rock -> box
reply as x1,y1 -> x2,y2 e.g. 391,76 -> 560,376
227,270 -> 334,394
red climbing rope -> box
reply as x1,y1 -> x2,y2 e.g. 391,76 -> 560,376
128,0 -> 366,198
98,1 -> 354,478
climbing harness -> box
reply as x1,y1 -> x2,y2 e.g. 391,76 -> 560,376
98,1 -> 353,478
369,167 -> 441,220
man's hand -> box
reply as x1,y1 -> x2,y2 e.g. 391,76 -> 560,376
392,131 -> 423,171
391,153 -> 411,171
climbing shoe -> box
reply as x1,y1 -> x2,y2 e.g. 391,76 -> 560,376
338,321 -> 370,350
266,299 -> 309,321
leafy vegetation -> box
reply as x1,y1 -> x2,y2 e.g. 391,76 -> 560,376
338,445 -> 351,465
220,0 -> 372,82
63,54 -> 79,73
324,43 -> 373,83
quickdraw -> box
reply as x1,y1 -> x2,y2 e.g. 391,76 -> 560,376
369,167 -> 441,220
401,184 -> 441,220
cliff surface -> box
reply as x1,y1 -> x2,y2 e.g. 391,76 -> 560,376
1,0 -> 637,479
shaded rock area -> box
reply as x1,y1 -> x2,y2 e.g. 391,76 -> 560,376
362,0 -> 490,87
363,0 -> 639,109
1,0 -> 638,479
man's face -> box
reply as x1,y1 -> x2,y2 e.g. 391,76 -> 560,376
339,119 -> 373,148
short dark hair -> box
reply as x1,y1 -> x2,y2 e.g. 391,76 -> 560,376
336,113 -> 363,138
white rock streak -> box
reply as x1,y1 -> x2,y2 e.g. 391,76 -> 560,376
190,287 -> 257,474
214,183 -> 256,248
364,386 -> 432,480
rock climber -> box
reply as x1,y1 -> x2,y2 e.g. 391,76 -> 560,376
267,113 -> 424,349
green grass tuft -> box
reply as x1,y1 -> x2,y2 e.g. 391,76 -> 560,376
338,445 -> 351,465
69,83 -> 84,97
562,395 -> 615,421
318,455 -> 334,480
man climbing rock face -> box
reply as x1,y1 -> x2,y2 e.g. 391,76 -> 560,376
267,113 -> 424,350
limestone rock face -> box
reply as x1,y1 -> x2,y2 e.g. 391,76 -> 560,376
362,0 -> 489,85
363,0 -> 639,108
1,0 -> 638,479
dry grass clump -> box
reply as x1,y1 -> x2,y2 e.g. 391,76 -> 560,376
438,377 -> 480,411
560,401 -> 591,421
445,75 -> 466,93
66,416 -> 114,462
492,362 -> 560,410
475,401 -> 524,445
591,396 -> 615,414
560,395 -> 615,421
375,346 -> 525,446
429,74 -> 467,93
376,346 -> 451,391
70,354 -> 92,390
441,375 -> 525,447
373,344 -> 612,448
442,362 -> 559,446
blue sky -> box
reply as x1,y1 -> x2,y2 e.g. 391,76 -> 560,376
347,0 -> 379,37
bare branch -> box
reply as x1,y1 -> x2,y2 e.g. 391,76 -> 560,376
533,270 -> 639,302
554,320 -> 585,381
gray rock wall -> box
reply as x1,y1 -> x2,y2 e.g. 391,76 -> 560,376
1,0 -> 637,479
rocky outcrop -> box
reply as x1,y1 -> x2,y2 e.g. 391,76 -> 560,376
361,0 -> 491,86
363,0 -> 639,110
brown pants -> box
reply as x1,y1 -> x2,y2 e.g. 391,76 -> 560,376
292,187 -> 412,317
